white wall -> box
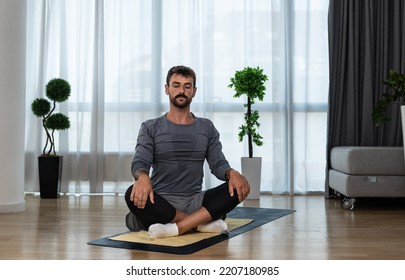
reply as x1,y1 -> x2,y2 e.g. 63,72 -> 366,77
0,0 -> 26,213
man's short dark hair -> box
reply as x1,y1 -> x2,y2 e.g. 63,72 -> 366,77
166,66 -> 196,88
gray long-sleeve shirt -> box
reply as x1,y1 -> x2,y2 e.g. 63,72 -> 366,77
131,114 -> 231,195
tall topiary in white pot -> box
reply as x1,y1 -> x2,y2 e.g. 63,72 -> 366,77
229,66 -> 268,199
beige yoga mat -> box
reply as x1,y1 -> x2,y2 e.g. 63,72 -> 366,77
110,218 -> 253,247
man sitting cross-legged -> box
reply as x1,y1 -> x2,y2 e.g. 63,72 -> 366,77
124,65 -> 250,239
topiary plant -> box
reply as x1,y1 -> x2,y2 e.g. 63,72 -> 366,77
228,66 -> 268,158
31,78 -> 71,156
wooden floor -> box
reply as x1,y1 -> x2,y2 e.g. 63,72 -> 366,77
1,193 -> 405,260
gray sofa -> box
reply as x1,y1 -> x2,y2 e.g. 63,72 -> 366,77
328,146 -> 405,210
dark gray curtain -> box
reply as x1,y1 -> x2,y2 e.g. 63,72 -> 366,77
325,0 -> 405,196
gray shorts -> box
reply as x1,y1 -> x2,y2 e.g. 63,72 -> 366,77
160,191 -> 205,215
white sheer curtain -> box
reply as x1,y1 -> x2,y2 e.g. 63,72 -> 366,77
25,0 -> 329,195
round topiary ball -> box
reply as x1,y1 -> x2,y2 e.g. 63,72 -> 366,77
46,78 -> 71,103
31,98 -> 51,117
45,113 -> 70,131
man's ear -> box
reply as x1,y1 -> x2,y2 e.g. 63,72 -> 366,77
192,87 -> 197,97
165,84 -> 169,95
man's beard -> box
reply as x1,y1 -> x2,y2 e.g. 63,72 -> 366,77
170,93 -> 192,109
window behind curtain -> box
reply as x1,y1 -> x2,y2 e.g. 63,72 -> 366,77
25,0 -> 329,194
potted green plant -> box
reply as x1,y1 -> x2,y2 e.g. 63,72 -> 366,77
372,69 -> 405,126
31,78 -> 71,198
372,68 -> 405,164
229,66 -> 268,199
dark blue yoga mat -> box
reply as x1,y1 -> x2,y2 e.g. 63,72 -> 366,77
87,207 -> 295,254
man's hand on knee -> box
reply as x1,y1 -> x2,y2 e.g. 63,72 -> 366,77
130,174 -> 154,208
227,169 -> 250,202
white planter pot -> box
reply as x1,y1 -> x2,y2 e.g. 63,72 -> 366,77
241,157 -> 262,200
401,105 -> 405,163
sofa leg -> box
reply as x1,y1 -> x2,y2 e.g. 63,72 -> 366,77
342,197 -> 356,211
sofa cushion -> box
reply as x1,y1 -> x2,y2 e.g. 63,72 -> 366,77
330,146 -> 405,175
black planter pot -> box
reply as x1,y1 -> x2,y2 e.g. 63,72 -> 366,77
38,156 -> 63,198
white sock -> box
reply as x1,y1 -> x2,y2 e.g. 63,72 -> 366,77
197,219 -> 228,234
148,223 -> 179,239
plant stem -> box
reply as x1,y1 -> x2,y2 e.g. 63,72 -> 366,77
247,97 -> 253,158
42,117 -> 51,155
44,101 -> 56,155
51,129 -> 56,155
